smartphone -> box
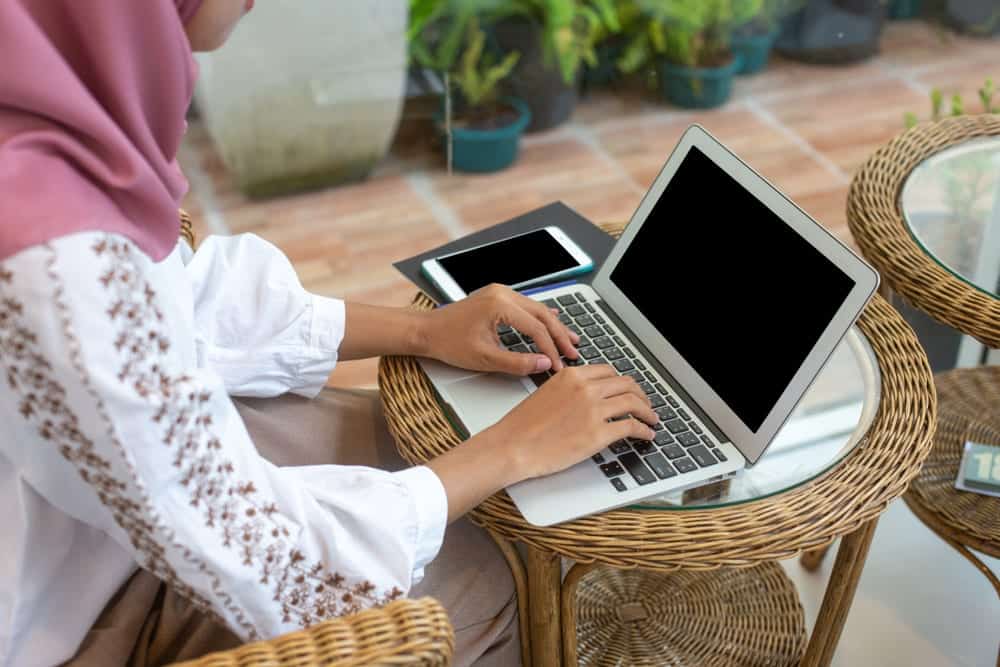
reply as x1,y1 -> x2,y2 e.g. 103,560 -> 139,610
420,226 -> 594,302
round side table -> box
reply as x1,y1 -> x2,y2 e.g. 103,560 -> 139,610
379,222 -> 936,667
847,116 -> 1000,633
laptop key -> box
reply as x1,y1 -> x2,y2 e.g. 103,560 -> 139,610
509,343 -> 530,354
610,477 -> 627,492
613,359 -> 634,373
585,302 -> 596,313
600,461 -> 625,477
654,383 -> 668,395
649,395 -> 666,409
566,304 -> 586,316
635,359 -> 647,371
568,324 -> 583,336
701,435 -> 715,447
579,346 -> 602,360
674,457 -> 697,474
624,370 -> 644,384
594,336 -> 615,349
656,407 -> 677,422
664,419 -> 688,434
592,452 -> 605,464
713,448 -> 728,462
644,452 -> 677,479
632,440 -> 656,456
529,373 -> 550,388
498,324 -> 514,335
662,443 -> 686,460
653,431 -> 674,446
584,325 -> 604,338
574,292 -> 586,301
639,382 -> 656,395
613,335 -> 626,346
542,298 -> 559,309
687,445 -> 718,468
500,332 -> 521,346
604,349 -> 625,361
690,423 -> 703,434
558,313 -> 573,325
610,440 -> 632,455
624,347 -> 636,358
576,336 -> 590,349
575,314 -> 595,327
603,325 -> 614,335
594,313 -> 606,324
651,422 -> 664,431
677,432 -> 700,447
557,295 -> 577,306
566,357 -> 585,367
644,371 -> 657,383
618,452 -> 657,486
678,408 -> 691,421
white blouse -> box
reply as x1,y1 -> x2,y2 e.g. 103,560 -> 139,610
0,232 -> 448,667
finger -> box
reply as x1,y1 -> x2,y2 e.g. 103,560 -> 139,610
503,305 -> 564,371
605,416 -> 657,443
592,375 -> 650,404
521,297 -> 579,359
602,394 -> 659,427
570,363 -> 618,381
485,345 -> 553,376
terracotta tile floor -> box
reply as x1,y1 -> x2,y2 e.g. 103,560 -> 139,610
179,21 -> 1000,388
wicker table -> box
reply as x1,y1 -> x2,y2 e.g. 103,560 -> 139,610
847,116 -> 1000,654
379,222 -> 935,666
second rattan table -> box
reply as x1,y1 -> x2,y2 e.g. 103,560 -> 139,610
379,221 -> 936,667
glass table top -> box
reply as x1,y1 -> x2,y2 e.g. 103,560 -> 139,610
634,326 -> 881,510
901,136 -> 1000,300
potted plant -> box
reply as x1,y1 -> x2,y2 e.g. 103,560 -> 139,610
618,0 -> 760,109
731,0 -> 803,74
491,0 -> 620,131
410,8 -> 530,172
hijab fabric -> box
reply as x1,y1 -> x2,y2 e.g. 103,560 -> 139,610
0,0 -> 205,262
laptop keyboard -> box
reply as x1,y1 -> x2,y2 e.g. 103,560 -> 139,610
498,291 -> 726,493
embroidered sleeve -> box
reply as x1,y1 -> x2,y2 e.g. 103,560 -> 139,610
0,234 -> 445,641
183,233 -> 345,398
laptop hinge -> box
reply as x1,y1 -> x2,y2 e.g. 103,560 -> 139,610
594,299 -> 732,446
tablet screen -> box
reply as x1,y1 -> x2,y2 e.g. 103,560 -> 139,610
610,146 -> 855,432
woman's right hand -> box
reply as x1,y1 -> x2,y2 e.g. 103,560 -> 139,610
486,365 -> 658,482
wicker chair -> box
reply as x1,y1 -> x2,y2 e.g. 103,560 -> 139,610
171,212 -> 455,667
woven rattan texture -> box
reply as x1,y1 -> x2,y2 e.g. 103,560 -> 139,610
905,365 -> 1000,557
179,209 -> 196,248
172,598 -> 454,667
574,564 -> 806,666
378,221 -> 937,570
847,115 -> 1000,348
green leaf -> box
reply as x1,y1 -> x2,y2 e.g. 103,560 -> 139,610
951,93 -> 964,117
904,112 -> 919,128
931,88 -> 943,120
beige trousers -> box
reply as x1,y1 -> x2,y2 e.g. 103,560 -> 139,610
68,389 -> 520,667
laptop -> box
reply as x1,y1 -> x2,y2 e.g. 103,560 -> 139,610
419,125 -> 880,526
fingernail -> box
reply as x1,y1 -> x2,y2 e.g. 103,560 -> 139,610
533,356 -> 552,372
648,428 -> 656,439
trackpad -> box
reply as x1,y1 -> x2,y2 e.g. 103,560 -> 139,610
450,374 -> 531,435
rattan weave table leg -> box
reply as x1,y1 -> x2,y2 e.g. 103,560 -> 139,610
802,518 -> 880,667
526,544 -> 563,667
800,545 -> 832,572
488,530 -> 534,667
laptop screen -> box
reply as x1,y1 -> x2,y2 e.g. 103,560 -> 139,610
609,146 -> 855,432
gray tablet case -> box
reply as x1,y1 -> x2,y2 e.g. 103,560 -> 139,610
393,201 -> 617,303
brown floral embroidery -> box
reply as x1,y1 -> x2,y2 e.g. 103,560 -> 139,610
93,237 -> 401,627
0,255 -> 223,629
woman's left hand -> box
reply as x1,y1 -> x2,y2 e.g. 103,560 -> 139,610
417,284 -> 581,376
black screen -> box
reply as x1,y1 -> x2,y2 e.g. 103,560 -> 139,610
438,229 -> 578,293
610,146 -> 855,432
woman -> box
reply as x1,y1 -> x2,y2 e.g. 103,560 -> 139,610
0,2 -> 657,665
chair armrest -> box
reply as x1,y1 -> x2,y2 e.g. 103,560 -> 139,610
170,597 -> 454,667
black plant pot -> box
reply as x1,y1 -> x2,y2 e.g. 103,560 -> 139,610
776,0 -> 888,64
945,0 -> 1000,35
493,18 -> 578,132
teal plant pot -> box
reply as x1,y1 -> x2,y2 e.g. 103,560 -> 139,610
731,29 -> 779,75
438,98 -> 531,173
659,57 -> 742,109
889,0 -> 923,19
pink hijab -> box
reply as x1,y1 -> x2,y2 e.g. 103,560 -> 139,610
0,0 -> 206,262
